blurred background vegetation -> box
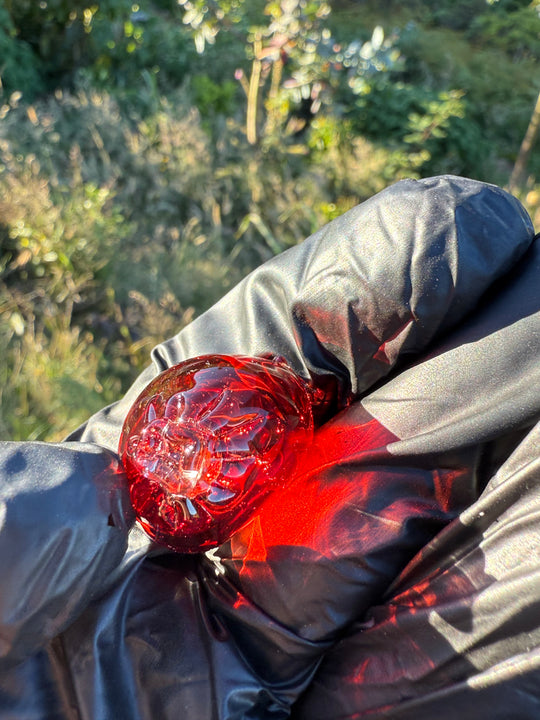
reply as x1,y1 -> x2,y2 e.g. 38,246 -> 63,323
1,0 -> 539,440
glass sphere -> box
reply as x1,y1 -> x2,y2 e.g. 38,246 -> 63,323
119,354 -> 315,552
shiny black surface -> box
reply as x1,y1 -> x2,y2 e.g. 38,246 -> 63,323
1,176 -> 538,719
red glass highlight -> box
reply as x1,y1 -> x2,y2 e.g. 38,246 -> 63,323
119,354 -> 316,553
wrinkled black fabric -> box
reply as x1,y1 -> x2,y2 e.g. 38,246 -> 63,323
293,424 -> 540,720
0,175 -> 538,719
292,228 -> 540,719
0,443 -> 133,668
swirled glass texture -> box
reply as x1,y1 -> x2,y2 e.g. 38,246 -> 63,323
119,354 -> 314,552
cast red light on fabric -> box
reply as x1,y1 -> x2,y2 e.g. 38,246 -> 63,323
119,354 -> 315,553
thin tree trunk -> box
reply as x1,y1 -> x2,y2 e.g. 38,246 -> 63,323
246,35 -> 263,146
508,90 -> 540,193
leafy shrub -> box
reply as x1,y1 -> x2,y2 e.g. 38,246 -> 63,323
395,20 -> 540,182
0,81 -> 333,439
86,8 -> 200,94
0,316 -> 120,441
430,0 -> 489,30
349,78 -> 490,178
2,0 -> 199,97
307,117 -> 393,200
0,5 -> 44,97
468,5 -> 540,61
1,0 -> 539,440
0,145 -> 124,307
4,0 -> 139,84
191,74 -> 238,118
0,132 -> 130,440
351,80 -> 425,140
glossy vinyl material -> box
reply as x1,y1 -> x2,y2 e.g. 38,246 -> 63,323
119,354 -> 315,552
1,176 -> 539,719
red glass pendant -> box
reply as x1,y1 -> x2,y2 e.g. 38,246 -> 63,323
119,354 -> 316,553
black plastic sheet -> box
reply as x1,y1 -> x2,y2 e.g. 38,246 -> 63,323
1,175 -> 538,719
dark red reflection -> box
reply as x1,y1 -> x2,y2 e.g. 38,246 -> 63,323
229,413 -> 402,570
221,407 -> 470,626
235,410 -> 463,561
119,354 -> 316,553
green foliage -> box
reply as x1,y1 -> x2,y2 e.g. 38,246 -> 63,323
176,0 -> 249,53
352,80 -> 425,140
0,114 -> 131,439
0,316 -> 120,441
3,0 -> 113,86
0,5 -> 44,96
395,19 -> 540,178
430,0 -> 489,30
191,74 -> 238,117
0,81 -> 334,439
468,5 -> 540,60
0,0 -> 538,439
86,7 -> 197,91
402,89 -> 490,176
350,78 -> 488,177
0,134 -> 124,306
1,0 -> 200,96
178,1 -> 403,147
